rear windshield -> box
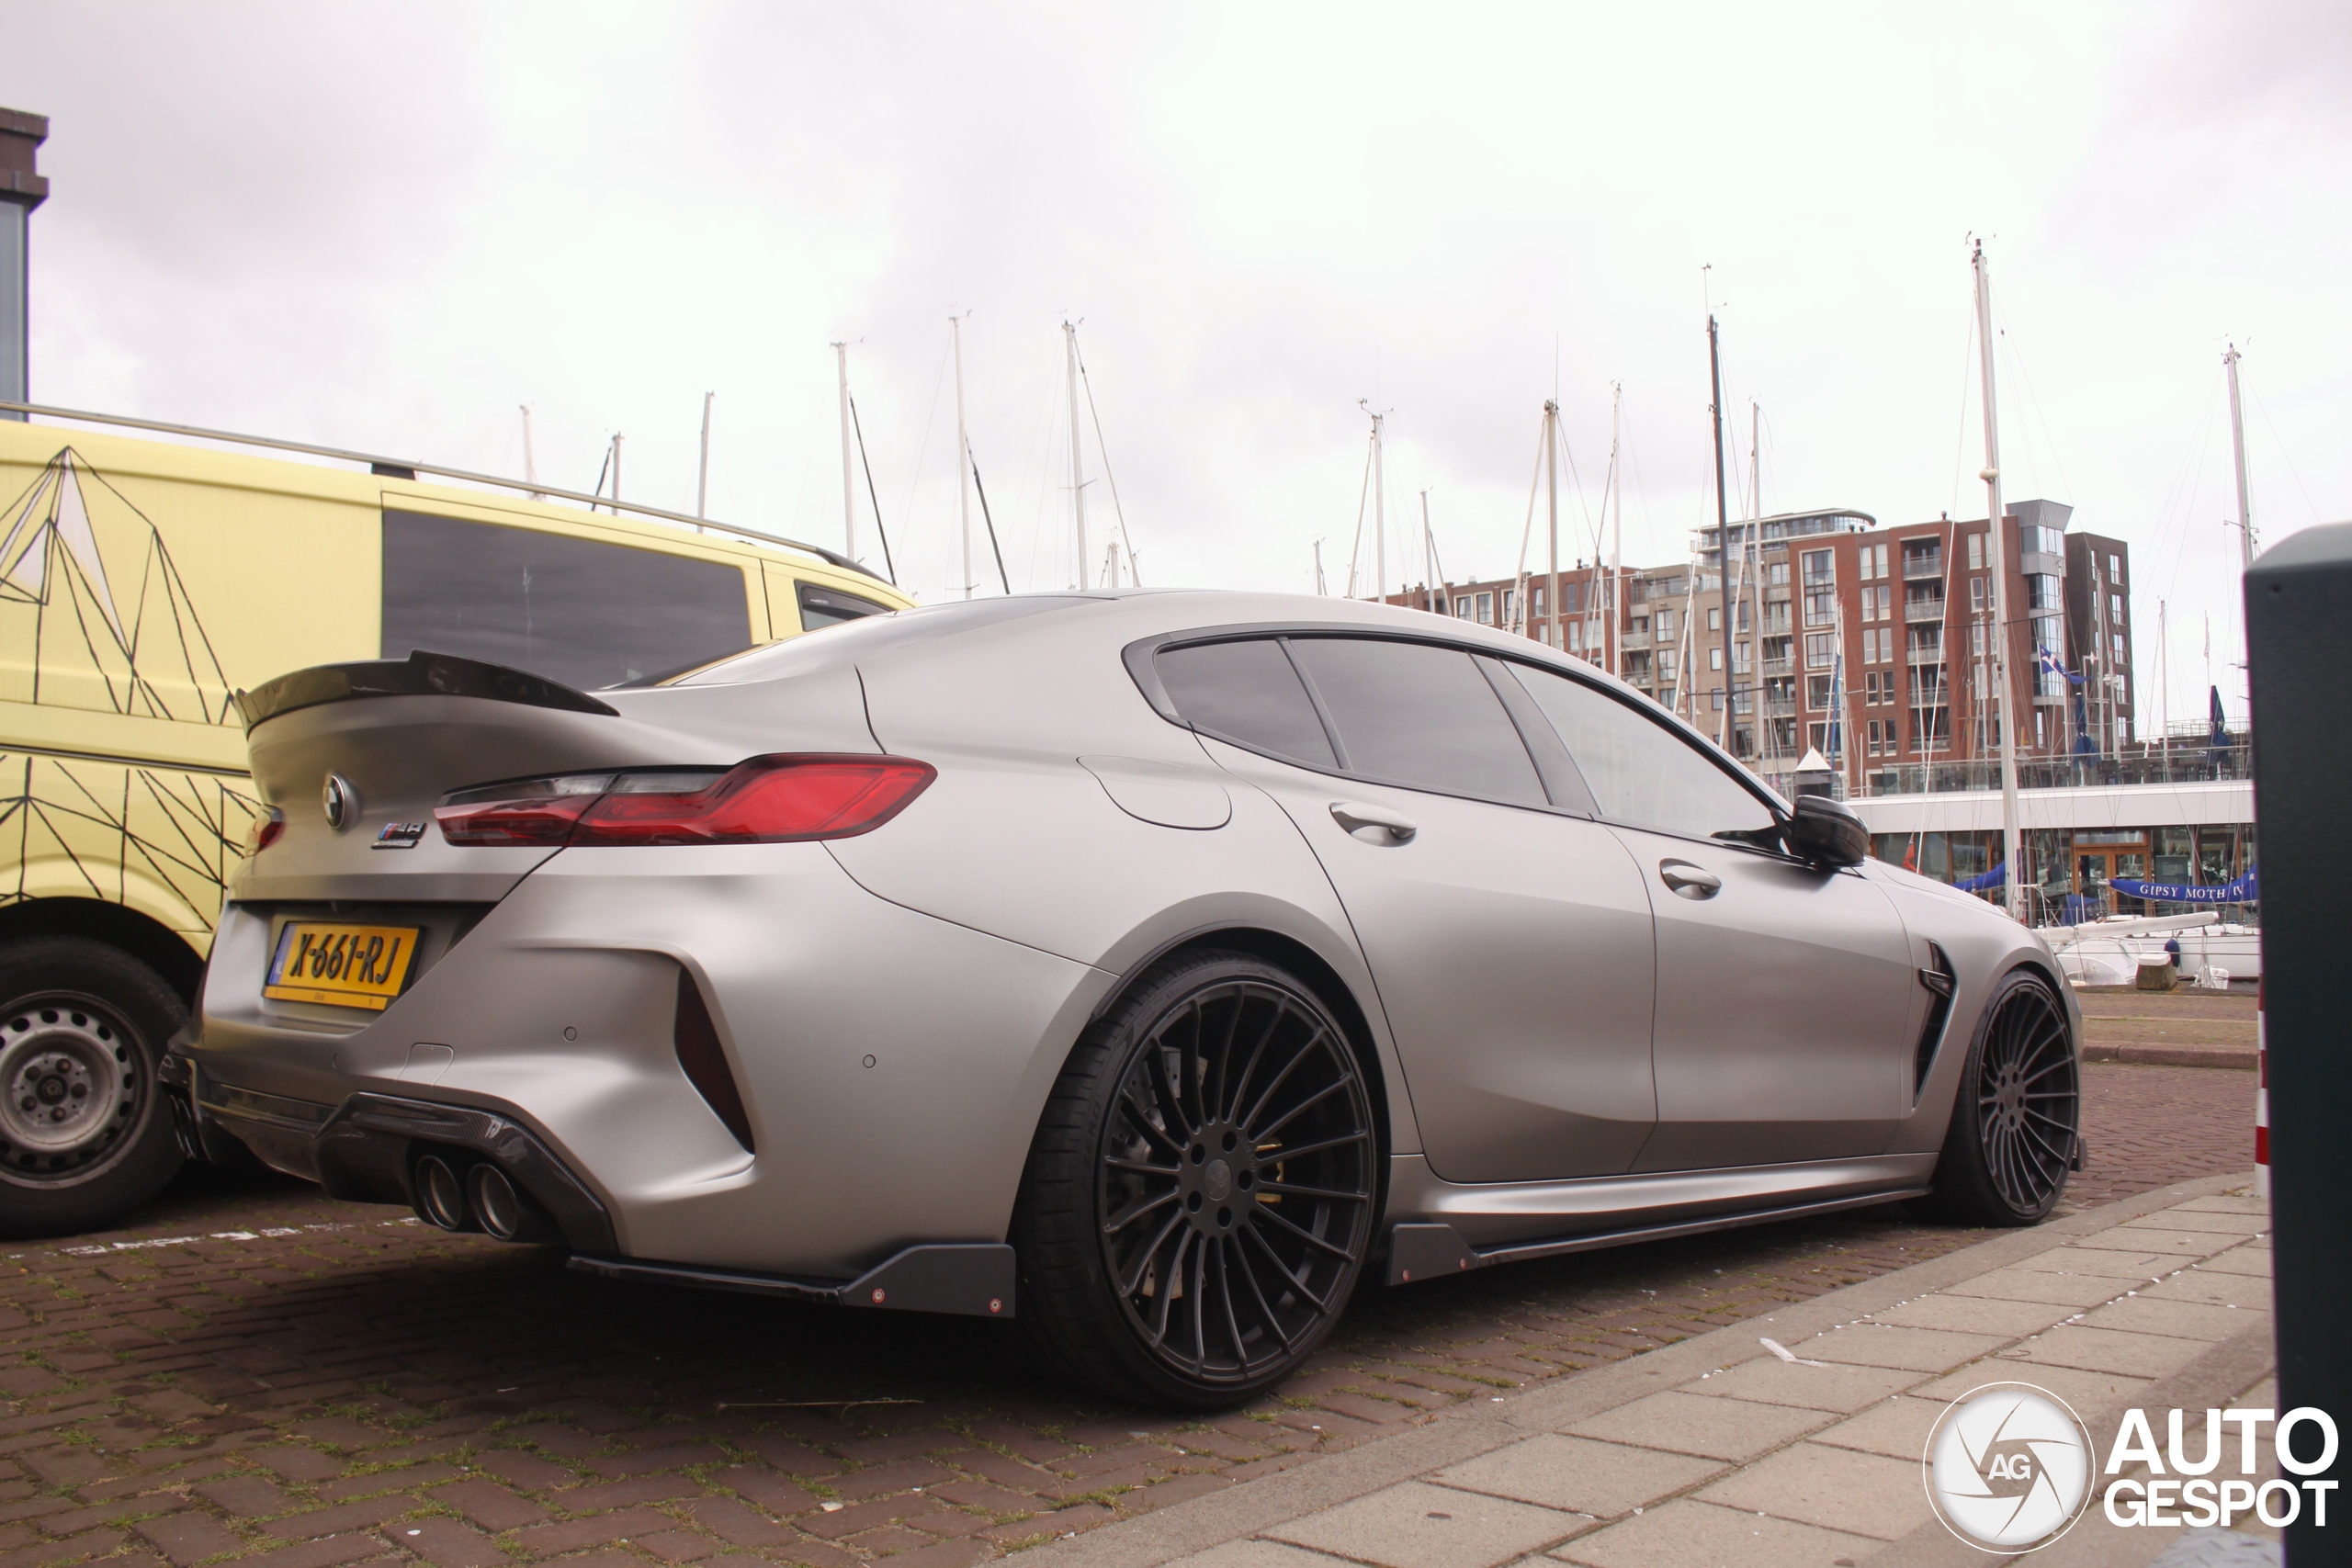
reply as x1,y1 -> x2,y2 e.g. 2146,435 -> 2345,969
382,511 -> 753,690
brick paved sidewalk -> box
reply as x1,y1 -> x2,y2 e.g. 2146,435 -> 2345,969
1035,1174 -> 2280,1568
0,1063 -> 2258,1568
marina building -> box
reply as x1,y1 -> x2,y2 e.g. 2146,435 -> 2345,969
1384,498 -> 2253,923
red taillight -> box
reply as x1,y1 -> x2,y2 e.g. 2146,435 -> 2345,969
435,756 -> 933,848
243,809 -> 286,856
435,785 -> 608,846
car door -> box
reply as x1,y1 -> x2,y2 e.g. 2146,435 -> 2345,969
1503,662 -> 1917,1169
1152,633 -> 1657,1183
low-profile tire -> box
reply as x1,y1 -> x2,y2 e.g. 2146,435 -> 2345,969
1926,968 -> 2078,1227
1012,950 -> 1379,1409
0,938 -> 187,1239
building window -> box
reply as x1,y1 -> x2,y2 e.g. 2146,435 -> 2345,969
1802,548 -> 1833,588
2027,574 -> 2062,611
2109,592 -> 2122,623
1656,608 -> 1675,639
2020,524 -> 2064,558
1733,639 -> 1750,674
1657,649 -> 1678,677
2111,633 -> 2125,662
1804,590 -> 1836,627
1708,606 -> 1723,632
1709,647 -> 1724,671
1971,577 -> 1986,613
1476,592 -> 1493,625
1901,538 -> 1943,579
1532,585 -> 1545,617
1709,689 -> 1725,712
1767,562 -> 1790,587
1967,532 -> 1984,571
1455,598 -> 1473,619
1804,632 -> 1836,670
2109,553 -> 2122,583
1907,625 -> 1942,661
1567,621 -> 1582,651
1499,589 -> 1515,623
1972,624 -> 1985,656
1860,544 -> 1888,581
1806,674 -> 1834,708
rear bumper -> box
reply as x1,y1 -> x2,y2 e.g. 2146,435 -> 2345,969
161,1052 -> 616,1251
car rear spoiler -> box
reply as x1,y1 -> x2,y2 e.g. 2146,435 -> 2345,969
235,649 -> 620,730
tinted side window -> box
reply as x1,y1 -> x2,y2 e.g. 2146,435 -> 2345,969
1287,637 -> 1544,806
383,512 -> 752,690
797,581 -> 890,631
1156,639 -> 1336,768
1508,664 -> 1781,845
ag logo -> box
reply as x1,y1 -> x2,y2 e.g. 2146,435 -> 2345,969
1924,1382 -> 2094,1552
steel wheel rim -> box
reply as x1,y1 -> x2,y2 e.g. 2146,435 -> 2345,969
0,993 -> 141,1179
1975,983 -> 2076,1214
1097,978 -> 1374,1385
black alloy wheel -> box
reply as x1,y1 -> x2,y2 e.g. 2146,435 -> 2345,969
0,938 -> 187,1239
1014,951 -> 1378,1407
1928,968 -> 2079,1226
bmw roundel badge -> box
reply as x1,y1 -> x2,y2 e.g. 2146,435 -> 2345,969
322,773 -> 357,831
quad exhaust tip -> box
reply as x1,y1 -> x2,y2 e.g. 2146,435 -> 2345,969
413,1150 -> 557,1243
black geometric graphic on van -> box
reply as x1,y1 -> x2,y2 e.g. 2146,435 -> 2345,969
0,449 -> 238,727
0,450 -> 257,935
0,754 -> 262,932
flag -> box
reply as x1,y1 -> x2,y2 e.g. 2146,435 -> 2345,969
2208,686 -> 2229,752
2036,646 -> 2085,685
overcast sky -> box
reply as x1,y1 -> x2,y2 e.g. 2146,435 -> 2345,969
6,1 -> 2346,721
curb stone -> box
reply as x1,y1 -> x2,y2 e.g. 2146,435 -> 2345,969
1035,1170 -> 2257,1568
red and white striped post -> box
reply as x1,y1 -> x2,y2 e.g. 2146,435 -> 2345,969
2256,976 -> 2270,1200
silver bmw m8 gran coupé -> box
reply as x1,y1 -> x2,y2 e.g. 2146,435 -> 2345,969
168,591 -> 2081,1406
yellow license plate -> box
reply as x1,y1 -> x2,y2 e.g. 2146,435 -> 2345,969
264,922 -> 422,1010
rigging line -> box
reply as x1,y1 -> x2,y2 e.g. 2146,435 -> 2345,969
1949,290 -> 1977,521
1991,287 -> 2074,503
899,339 -> 953,557
1345,427 -> 1373,599
845,392 -> 898,586
2246,378 -> 2328,525
1072,333 -> 1141,585
968,447 -> 1013,595
1510,416 -> 1545,582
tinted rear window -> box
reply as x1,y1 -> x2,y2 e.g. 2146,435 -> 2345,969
1286,637 -> 1545,805
382,511 -> 752,690
1156,639 -> 1336,768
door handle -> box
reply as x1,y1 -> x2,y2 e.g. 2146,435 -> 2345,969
1658,860 -> 1721,899
1330,802 -> 1417,845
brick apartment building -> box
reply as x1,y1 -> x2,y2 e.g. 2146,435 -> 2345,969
1384,498 -> 2133,795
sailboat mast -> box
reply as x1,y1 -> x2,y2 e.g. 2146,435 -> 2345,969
2225,344 -> 2255,571
952,316 -> 972,599
1609,386 -> 1622,675
1708,314 -> 1733,749
833,343 -> 854,562
1064,321 -> 1087,587
1544,400 -> 1559,645
1422,490 -> 1437,615
1372,410 -> 1386,604
1974,240 -> 2024,920
696,391 -> 714,522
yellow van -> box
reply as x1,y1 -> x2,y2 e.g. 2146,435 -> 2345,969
0,412 -> 911,1234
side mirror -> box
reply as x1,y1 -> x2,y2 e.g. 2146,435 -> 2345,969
1786,793 -> 1869,868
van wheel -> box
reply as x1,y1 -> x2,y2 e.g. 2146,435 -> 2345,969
0,939 -> 187,1239
1012,951 -> 1377,1409
1926,969 -> 2078,1227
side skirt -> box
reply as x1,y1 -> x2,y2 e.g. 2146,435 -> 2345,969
1386,1187 -> 1929,1286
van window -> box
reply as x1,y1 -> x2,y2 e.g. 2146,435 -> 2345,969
381,511 -> 752,690
797,581 -> 892,630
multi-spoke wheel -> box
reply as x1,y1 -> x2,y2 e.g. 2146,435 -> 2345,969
1927,968 -> 2078,1227
1013,950 -> 1377,1407
0,939 -> 186,1239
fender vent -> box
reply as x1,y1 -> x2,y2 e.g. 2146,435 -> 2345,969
1913,942 -> 1958,1102
674,969 -> 755,1153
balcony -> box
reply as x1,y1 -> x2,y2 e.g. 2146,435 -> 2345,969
1904,553 -> 1944,581
1619,629 -> 1650,649
1762,657 -> 1792,677
1905,595 -> 1948,623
